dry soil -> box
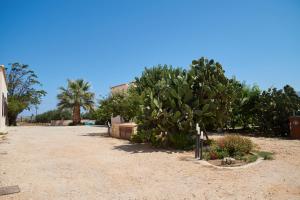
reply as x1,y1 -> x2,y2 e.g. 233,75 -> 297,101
0,126 -> 300,200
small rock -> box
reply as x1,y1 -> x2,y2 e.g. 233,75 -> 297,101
221,157 -> 235,165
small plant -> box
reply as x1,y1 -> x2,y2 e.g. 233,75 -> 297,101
205,135 -> 254,160
217,135 -> 253,157
256,151 -> 274,160
242,154 -> 258,163
131,133 -> 144,143
131,130 -> 151,144
203,139 -> 215,146
207,142 -> 229,160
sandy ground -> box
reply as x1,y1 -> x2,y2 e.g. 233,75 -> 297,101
0,126 -> 300,200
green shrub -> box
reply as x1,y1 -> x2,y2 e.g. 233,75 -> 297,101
205,135 -> 253,160
209,149 -> 228,160
203,139 -> 215,146
131,130 -> 151,144
218,135 -> 253,157
36,109 -> 72,123
255,85 -> 300,136
92,56 -> 300,150
131,134 -> 143,143
168,133 -> 194,150
256,151 -> 274,160
242,154 -> 258,163
206,141 -> 228,160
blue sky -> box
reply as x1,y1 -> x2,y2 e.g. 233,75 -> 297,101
0,0 -> 299,116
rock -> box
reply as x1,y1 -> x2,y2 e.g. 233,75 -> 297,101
221,157 -> 236,165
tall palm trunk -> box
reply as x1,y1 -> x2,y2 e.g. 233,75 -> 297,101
73,104 -> 81,125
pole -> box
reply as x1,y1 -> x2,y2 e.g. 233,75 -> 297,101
200,131 -> 204,160
35,106 -> 38,122
195,134 -> 200,159
107,121 -> 111,136
195,123 -> 200,159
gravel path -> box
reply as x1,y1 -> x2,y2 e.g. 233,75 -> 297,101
0,126 -> 300,200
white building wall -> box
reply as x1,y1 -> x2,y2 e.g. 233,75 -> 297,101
0,66 -> 7,132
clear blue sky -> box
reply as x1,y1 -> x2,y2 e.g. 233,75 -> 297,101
0,0 -> 299,116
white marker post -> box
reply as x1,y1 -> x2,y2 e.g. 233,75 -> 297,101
200,131 -> 204,160
107,121 -> 111,136
195,123 -> 200,159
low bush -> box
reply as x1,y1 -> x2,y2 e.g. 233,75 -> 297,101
131,134 -> 143,143
206,135 -> 253,160
68,122 -> 84,126
131,130 -> 194,150
35,109 -> 72,123
131,130 -> 151,143
256,151 -> 274,160
168,133 -> 194,150
242,154 -> 258,163
218,135 -> 253,157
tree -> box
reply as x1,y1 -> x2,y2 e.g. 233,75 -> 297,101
188,57 -> 232,132
228,80 -> 260,130
127,58 -> 237,148
256,85 -> 300,136
95,56 -> 299,148
134,65 -> 196,148
6,63 -> 46,125
94,87 -> 142,125
57,79 -> 95,125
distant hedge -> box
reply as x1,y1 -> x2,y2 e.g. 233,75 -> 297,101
35,109 -> 72,123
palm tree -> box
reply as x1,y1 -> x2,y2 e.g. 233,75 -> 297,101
57,79 -> 95,125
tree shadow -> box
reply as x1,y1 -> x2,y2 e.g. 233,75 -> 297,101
205,131 -> 299,141
80,132 -> 110,137
112,143 -> 185,154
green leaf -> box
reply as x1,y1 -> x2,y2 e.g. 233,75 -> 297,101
153,98 -> 159,108
174,111 -> 181,120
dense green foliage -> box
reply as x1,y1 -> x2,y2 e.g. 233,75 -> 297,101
190,58 -> 238,132
227,80 -> 261,130
205,135 -> 253,160
255,85 -> 300,136
57,79 -> 95,125
134,65 -> 195,148
7,63 -> 46,126
35,109 -> 72,123
94,89 -> 142,125
81,111 -> 97,120
95,57 -> 300,149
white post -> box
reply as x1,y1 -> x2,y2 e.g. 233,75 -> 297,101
196,123 -> 200,135
195,123 -> 200,159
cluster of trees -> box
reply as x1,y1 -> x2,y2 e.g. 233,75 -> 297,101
34,79 -> 96,125
94,57 -> 300,149
6,59 -> 300,150
6,63 -> 46,125
6,63 -> 95,126
95,89 -> 141,124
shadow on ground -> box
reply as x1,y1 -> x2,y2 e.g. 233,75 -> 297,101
112,143 -> 184,154
80,132 -> 110,137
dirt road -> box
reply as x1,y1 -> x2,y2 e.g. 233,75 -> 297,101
0,126 -> 300,200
